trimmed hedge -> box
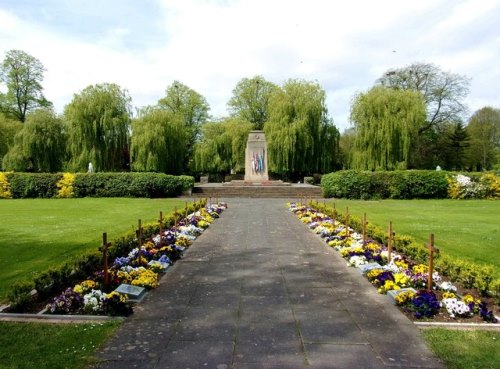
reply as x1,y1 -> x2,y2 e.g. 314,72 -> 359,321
312,201 -> 499,300
321,170 -> 449,199
2,172 -> 194,199
7,200 -> 206,311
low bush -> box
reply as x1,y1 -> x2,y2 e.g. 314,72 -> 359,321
320,170 -> 499,199
0,172 -> 194,199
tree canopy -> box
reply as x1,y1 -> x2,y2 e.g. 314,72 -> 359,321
193,118 -> 253,175
0,50 -> 52,122
0,113 -> 22,169
2,109 -> 65,172
465,106 -> 500,170
350,86 -> 426,170
227,76 -> 278,130
64,83 -> 131,172
158,81 -> 210,171
264,79 -> 340,176
130,107 -> 187,174
377,62 -> 470,133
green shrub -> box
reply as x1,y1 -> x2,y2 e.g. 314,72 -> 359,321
7,280 -> 35,312
6,173 -> 60,198
321,170 -> 449,199
304,176 -> 314,185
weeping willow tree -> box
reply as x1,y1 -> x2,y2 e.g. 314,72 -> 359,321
264,79 -> 340,177
193,118 -> 253,175
130,107 -> 187,174
350,86 -> 426,170
0,113 -> 22,169
64,83 -> 131,172
2,109 -> 65,171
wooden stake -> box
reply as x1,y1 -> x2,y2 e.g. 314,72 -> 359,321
158,211 -> 164,247
136,219 -> 143,265
345,207 -> 350,238
99,232 -> 111,289
362,213 -> 367,245
388,221 -> 393,261
426,234 -> 439,291
185,201 -> 188,219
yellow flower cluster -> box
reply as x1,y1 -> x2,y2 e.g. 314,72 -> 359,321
341,247 -> 363,258
442,291 -> 457,299
130,268 -> 159,289
394,258 -> 409,270
73,280 -> 97,294
378,280 -> 400,294
481,173 -> 500,198
0,172 -> 12,199
175,236 -> 192,247
106,291 -> 127,303
364,242 -> 381,253
394,273 -> 410,287
366,269 -> 385,280
395,290 -> 416,306
56,173 -> 75,198
462,294 -> 480,305
412,264 -> 428,274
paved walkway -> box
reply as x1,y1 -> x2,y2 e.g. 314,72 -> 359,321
95,199 -> 444,369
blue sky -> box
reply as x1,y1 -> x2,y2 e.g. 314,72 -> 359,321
0,0 -> 499,131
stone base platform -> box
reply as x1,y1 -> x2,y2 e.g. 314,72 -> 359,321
222,180 -> 291,186
192,182 -> 322,198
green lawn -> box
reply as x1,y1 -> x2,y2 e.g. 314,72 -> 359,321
422,329 -> 499,369
326,199 -> 500,276
0,321 -> 120,369
0,198 -> 187,302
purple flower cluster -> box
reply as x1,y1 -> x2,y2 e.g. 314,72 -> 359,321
47,288 -> 83,314
409,290 -> 440,319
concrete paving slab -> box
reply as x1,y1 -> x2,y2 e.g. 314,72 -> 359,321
94,198 -> 444,369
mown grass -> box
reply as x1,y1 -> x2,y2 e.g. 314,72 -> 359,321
0,198 -> 187,302
0,321 -> 120,369
422,329 -> 499,369
326,199 -> 500,277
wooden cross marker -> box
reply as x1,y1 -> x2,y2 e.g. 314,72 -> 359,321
99,232 -> 111,288
362,212 -> 367,245
158,211 -> 164,247
345,207 -> 350,238
136,219 -> 143,265
388,221 -> 393,261
426,234 -> 439,291
173,207 -> 178,236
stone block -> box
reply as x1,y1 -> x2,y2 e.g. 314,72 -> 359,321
114,284 -> 146,302
357,262 -> 382,274
387,287 -> 417,304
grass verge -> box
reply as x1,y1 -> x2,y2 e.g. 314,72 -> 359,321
422,328 -> 499,369
0,321 -> 120,369
326,199 -> 499,277
0,198 -> 187,302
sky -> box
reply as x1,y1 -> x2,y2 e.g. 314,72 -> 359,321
0,0 -> 499,132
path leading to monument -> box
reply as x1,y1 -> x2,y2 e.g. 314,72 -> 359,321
95,198 -> 444,369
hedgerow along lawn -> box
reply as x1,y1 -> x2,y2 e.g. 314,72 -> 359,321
326,199 -> 500,278
0,198 -> 187,302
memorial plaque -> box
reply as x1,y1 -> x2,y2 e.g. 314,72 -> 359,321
357,262 -> 383,274
148,259 -> 170,272
244,130 -> 269,181
387,287 -> 417,304
114,284 -> 146,302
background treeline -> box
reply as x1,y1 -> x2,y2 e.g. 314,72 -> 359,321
1,50 -> 499,180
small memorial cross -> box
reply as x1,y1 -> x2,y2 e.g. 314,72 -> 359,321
426,234 -> 439,291
99,232 -> 111,288
362,213 -> 367,245
345,207 -> 350,238
136,219 -> 143,265
387,221 -> 393,261
158,211 -> 164,247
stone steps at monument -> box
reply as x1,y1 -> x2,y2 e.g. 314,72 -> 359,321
191,185 -> 323,198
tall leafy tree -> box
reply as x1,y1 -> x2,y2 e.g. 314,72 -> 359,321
350,86 -> 426,170
2,109 -> 65,172
0,50 -> 52,122
465,107 -> 500,170
438,121 -> 469,170
130,107 -> 187,174
193,118 -> 253,175
227,76 -> 278,130
158,81 -> 210,172
65,83 -> 131,172
264,79 -> 340,177
377,62 -> 469,133
0,113 -> 22,169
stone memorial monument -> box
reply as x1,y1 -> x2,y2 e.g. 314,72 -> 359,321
244,130 -> 269,182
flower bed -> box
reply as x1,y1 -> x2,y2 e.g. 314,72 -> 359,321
43,202 -> 227,316
288,202 -> 498,323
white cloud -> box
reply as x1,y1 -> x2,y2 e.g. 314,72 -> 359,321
0,0 -> 499,130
